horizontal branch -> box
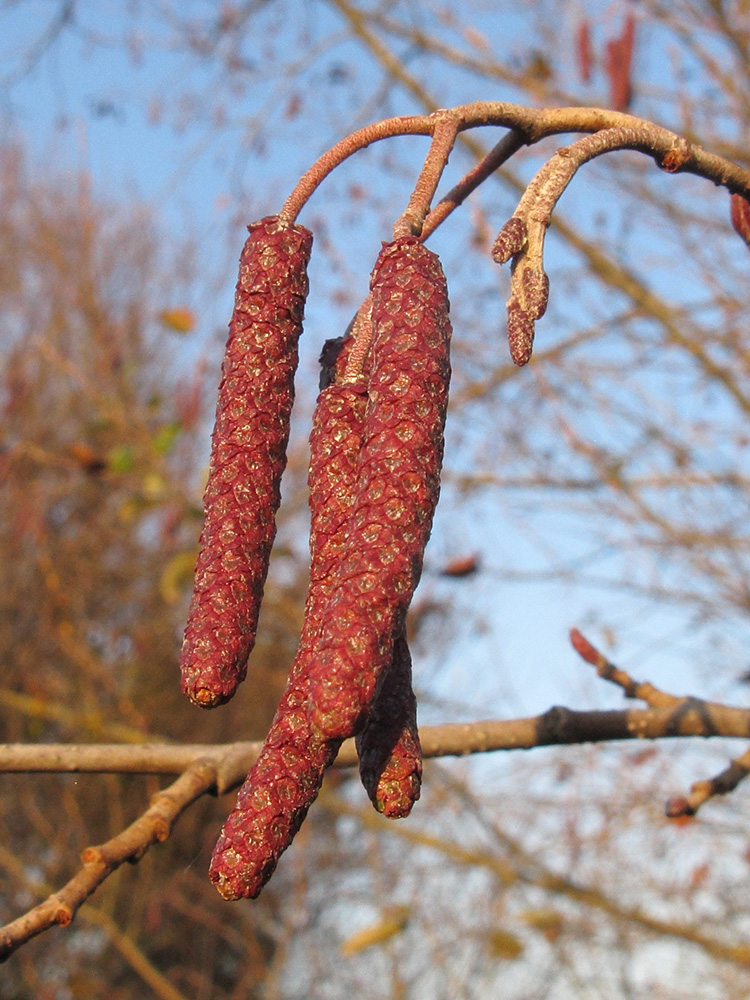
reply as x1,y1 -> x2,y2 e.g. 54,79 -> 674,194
2,696 -> 749,790
2,631 -> 748,962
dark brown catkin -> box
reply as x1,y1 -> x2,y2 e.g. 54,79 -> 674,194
356,629 -> 421,817
208,322 -> 369,900
180,216 -> 313,708
306,236 -> 452,741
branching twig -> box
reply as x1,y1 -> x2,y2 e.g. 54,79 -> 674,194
492,126 -> 697,364
570,627 -> 681,707
420,129 -> 526,241
393,109 -> 459,238
0,758 -> 217,963
279,101 -> 750,227
571,628 -> 750,818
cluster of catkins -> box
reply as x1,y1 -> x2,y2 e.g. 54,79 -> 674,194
179,215 -> 452,899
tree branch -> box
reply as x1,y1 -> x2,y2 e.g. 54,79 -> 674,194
0,759 -> 217,963
2,632 -> 750,961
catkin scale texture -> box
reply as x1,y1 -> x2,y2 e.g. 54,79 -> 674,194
180,216 -> 313,708
209,335 -> 368,900
307,236 -> 452,741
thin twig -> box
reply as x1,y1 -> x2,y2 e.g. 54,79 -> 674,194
493,126 -> 693,364
666,745 -> 750,818
3,684 -> 750,958
0,758 -> 217,963
3,693 -> 750,783
393,110 -> 460,238
278,99 -> 750,226
421,129 -> 526,241
570,628 -> 681,708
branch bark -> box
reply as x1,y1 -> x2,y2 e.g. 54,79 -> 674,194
2,634 -> 749,961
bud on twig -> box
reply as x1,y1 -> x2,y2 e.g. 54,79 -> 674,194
492,217 -> 527,265
730,193 -> 750,249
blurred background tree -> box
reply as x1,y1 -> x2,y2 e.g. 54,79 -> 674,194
3,1 -> 750,998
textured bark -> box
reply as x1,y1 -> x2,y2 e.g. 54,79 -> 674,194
356,630 -> 422,817
306,236 -> 452,741
180,216 -> 313,708
209,330 -> 368,899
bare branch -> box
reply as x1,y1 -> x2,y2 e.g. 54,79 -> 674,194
393,110 -> 459,238
0,758 -> 217,963
3,640 -> 750,960
666,746 -> 750,818
279,100 -> 750,227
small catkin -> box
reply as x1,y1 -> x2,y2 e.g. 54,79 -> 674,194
492,216 -> 527,264
209,327 -> 368,900
306,236 -> 452,741
356,630 -> 421,818
180,216 -> 313,708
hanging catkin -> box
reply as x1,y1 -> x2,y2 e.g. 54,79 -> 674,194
356,630 -> 421,817
208,317 -> 369,899
180,216 -> 313,708
306,236 -> 452,742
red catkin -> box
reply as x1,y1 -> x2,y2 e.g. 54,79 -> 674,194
605,12 -> 636,112
576,18 -> 594,84
306,236 -> 452,741
209,325 -> 369,900
356,630 -> 422,817
180,216 -> 313,708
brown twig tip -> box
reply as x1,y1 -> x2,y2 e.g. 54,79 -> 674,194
54,905 -> 74,928
665,796 -> 695,820
569,628 -> 607,669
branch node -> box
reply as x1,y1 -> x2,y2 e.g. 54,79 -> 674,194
53,902 -> 74,928
660,136 -> 691,173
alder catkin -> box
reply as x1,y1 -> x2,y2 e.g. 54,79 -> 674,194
356,630 -> 421,817
209,326 -> 368,900
306,236 -> 452,741
180,216 -> 313,708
